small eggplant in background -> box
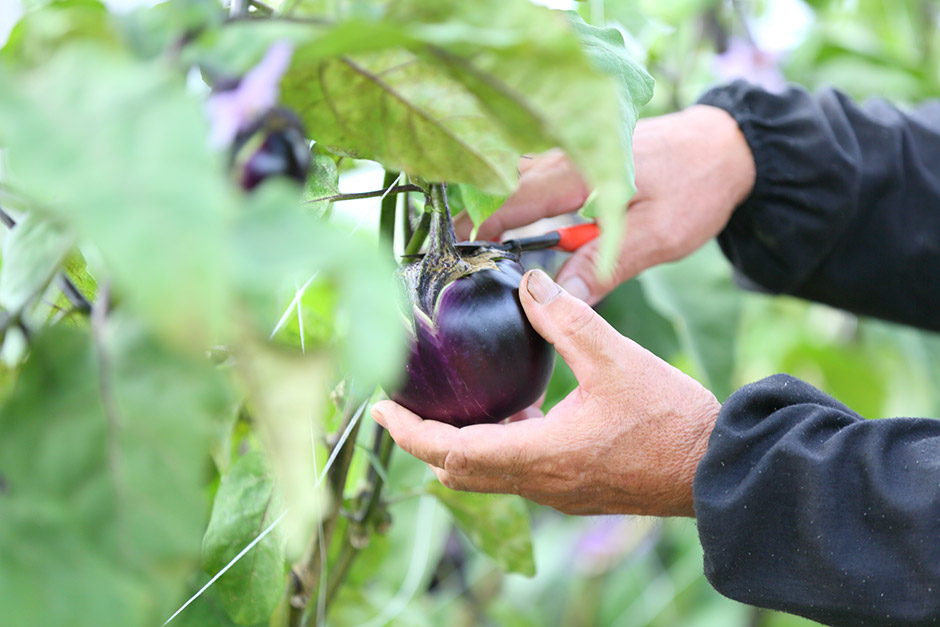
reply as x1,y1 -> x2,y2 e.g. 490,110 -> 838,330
230,107 -> 310,191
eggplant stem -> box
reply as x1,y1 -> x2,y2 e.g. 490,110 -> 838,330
407,183 -> 472,317
425,183 -> 460,262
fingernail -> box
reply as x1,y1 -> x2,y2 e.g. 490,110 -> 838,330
526,269 -> 561,304
371,407 -> 386,427
559,276 -> 590,302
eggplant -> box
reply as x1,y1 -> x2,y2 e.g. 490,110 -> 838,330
393,184 -> 555,427
230,107 -> 310,191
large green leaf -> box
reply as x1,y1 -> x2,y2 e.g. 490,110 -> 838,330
1,0 -> 121,68
202,451 -> 288,626
276,0 -> 653,256
0,322 -> 230,626
427,481 -> 535,576
234,343 -> 331,559
0,46 -> 233,348
233,184 -> 406,391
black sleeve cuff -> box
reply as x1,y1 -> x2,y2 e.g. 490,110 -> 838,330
698,81 -> 862,295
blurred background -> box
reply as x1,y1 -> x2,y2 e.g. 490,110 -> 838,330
3,1 -> 938,625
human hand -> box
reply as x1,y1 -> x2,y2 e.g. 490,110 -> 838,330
456,105 -> 756,304
371,269 -> 720,517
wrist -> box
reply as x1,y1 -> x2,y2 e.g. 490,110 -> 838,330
652,394 -> 719,518
686,104 -> 756,209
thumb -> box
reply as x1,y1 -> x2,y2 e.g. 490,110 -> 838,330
519,269 -> 620,387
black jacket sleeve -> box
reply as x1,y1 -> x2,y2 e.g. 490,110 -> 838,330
698,81 -> 940,332
694,374 -> 940,626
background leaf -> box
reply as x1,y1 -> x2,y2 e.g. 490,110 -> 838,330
0,46 -> 233,348
0,321 -> 230,626
427,481 -> 536,576
641,243 -> 742,400
201,451 -> 288,626
0,211 -> 74,315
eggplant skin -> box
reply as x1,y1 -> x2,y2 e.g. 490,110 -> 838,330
392,259 -> 555,428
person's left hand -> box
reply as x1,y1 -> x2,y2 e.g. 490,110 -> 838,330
371,269 -> 720,517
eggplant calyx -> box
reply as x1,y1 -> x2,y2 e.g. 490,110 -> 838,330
399,183 -> 516,320
400,246 -> 510,322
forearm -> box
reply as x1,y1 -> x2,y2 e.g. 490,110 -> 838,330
694,374 -> 940,625
700,81 -> 940,331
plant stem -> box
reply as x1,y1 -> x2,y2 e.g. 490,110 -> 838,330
403,210 -> 431,256
289,397 -> 366,626
321,428 -> 396,614
305,184 -> 425,205
402,191 -> 416,244
425,183 -> 459,261
379,171 -> 400,257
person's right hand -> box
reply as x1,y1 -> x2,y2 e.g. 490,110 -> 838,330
456,105 -> 757,304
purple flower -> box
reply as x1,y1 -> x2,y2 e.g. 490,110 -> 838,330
572,516 -> 657,574
206,41 -> 295,148
714,37 -> 787,93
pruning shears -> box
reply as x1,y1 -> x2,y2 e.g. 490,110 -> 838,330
487,221 -> 600,254
402,221 -> 600,260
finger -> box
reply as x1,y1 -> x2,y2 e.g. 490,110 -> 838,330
518,269 -> 621,388
554,204 -> 660,304
475,155 -> 589,242
372,400 -> 544,478
431,466 -> 522,495
453,211 -> 475,240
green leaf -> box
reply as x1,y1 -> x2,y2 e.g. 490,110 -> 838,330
1,0 -> 121,68
302,150 -> 340,217
0,321 -> 231,626
427,481 -> 535,576
202,451 -> 288,626
233,183 -> 406,391
234,343 -> 331,559
449,183 -> 507,233
0,211 -> 74,315
277,0 -> 653,265
0,46 -> 233,349
640,242 -> 741,400
284,49 -> 520,193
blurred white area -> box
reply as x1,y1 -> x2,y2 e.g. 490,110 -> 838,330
752,0 -> 814,53
0,1 -> 22,48
531,0 -> 578,9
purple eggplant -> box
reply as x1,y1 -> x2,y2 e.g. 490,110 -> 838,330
231,107 -> 310,191
393,184 -> 555,427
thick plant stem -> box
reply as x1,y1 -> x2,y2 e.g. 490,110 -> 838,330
424,183 -> 460,262
414,183 -> 467,317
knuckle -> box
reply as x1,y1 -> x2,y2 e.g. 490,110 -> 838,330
441,444 -> 469,475
650,226 -> 682,260
560,299 -> 601,341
